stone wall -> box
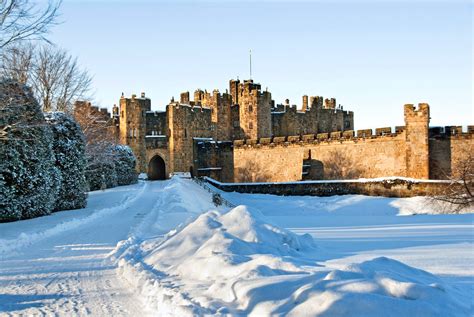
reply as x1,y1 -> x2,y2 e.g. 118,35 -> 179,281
118,95 -> 150,172
233,140 -> 304,182
167,103 -> 214,174
232,128 -> 408,182
404,103 -> 429,179
271,99 -> 354,137
145,110 -> 167,136
205,177 -> 450,198
429,128 -> 474,179
193,140 -> 234,181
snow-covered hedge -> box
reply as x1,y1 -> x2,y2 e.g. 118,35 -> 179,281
0,81 -> 60,221
85,144 -> 137,191
85,160 -> 118,191
113,145 -> 138,186
45,112 -> 88,211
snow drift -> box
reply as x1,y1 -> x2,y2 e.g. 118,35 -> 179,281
112,205 -> 469,316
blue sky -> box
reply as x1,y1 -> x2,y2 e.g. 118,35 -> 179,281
48,0 -> 472,130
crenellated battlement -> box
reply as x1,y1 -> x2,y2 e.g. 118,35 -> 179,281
404,103 -> 430,121
112,78 -> 472,184
429,125 -> 474,138
232,125 -> 416,149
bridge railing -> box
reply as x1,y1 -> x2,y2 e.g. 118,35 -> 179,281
192,177 -> 236,208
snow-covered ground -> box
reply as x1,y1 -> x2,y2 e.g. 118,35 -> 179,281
0,177 -> 472,316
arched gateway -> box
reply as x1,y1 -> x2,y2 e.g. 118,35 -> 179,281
148,155 -> 166,180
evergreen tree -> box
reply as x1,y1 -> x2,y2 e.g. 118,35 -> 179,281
113,145 -> 138,186
44,112 -> 88,211
0,80 -> 59,221
85,160 -> 117,191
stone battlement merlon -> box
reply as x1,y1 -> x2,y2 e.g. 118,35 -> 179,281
232,125 -> 413,148
404,103 -> 430,118
429,125 -> 474,138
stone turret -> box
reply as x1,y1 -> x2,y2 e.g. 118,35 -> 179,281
119,93 -> 151,172
302,95 -> 308,112
180,91 -> 190,104
404,103 -> 430,179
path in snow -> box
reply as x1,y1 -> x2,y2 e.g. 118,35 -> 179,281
0,180 -> 178,316
0,178 -> 472,316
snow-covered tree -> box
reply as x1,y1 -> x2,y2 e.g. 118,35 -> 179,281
0,80 -> 60,221
44,112 -> 88,211
112,145 -> 138,186
85,160 -> 118,191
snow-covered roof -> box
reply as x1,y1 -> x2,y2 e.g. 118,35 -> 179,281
197,167 -> 222,171
193,137 -> 213,141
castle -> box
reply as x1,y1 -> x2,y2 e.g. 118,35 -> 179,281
75,78 -> 473,183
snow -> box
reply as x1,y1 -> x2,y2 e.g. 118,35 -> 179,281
197,167 -> 222,171
193,137 -> 214,141
145,135 -> 166,138
0,177 -> 472,316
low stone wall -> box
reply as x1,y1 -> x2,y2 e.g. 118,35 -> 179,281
204,177 -> 451,198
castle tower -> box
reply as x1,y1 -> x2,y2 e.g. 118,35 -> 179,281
236,79 -> 272,139
210,90 -> 233,140
404,103 -> 430,179
119,93 -> 151,172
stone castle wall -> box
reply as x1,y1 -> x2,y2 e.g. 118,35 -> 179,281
228,104 -> 474,183
111,79 -> 471,185
232,129 -> 408,182
429,127 -> 474,179
167,103 -> 214,174
205,177 -> 451,198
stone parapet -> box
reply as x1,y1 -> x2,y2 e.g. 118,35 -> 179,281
231,125 -> 410,149
204,177 -> 451,198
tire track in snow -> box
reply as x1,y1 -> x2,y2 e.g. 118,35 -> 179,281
0,182 -> 148,258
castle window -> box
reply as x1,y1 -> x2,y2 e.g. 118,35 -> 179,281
249,122 -> 253,129
344,121 -> 350,128
233,121 -> 239,128
249,105 -> 253,112
185,128 -> 187,138
129,129 -> 133,137
121,111 -> 124,118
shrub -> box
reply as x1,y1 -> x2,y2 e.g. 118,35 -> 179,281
85,160 -> 118,191
45,112 -> 88,211
0,81 -> 60,221
112,145 -> 138,186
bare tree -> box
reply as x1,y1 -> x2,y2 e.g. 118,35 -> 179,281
324,150 -> 363,180
433,147 -> 474,212
235,160 -> 273,183
1,43 -> 92,112
0,0 -> 61,49
73,101 -> 116,148
0,42 -> 33,83
34,45 -> 92,112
